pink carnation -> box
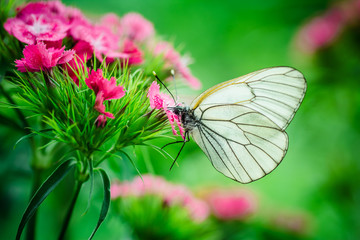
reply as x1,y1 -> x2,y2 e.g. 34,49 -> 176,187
147,81 -> 184,138
154,41 -> 201,89
121,39 -> 143,65
15,42 -> 74,72
100,13 -> 122,36
64,40 -> 93,85
70,22 -> 127,62
95,114 -> 107,128
121,13 -> 154,42
205,189 -> 257,221
85,69 -> 125,119
4,11 -> 70,45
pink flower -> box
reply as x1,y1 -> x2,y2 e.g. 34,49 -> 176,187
147,81 -> 184,138
4,11 -> 69,45
70,22 -> 127,62
154,41 -> 201,89
15,42 -> 74,72
121,13 -> 154,42
111,174 -> 210,222
85,69 -> 125,118
64,40 -> 93,85
121,39 -> 143,65
205,189 -> 257,220
296,8 -> 345,54
95,114 -> 107,128
100,13 -> 122,36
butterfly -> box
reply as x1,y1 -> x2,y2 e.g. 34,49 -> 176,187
162,67 -> 306,184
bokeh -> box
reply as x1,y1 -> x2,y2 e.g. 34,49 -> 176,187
1,0 -> 360,239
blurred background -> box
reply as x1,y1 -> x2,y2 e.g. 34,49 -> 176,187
1,0 -> 360,239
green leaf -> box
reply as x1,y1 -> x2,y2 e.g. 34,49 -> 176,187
88,168 -> 110,240
14,129 -> 53,149
16,159 -> 77,240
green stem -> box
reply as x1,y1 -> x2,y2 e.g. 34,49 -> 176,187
58,180 -> 83,240
25,167 -> 43,240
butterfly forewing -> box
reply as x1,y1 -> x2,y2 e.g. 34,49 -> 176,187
188,67 -> 306,183
191,67 -> 307,130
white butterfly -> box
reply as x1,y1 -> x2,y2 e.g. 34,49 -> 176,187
171,67 -> 307,183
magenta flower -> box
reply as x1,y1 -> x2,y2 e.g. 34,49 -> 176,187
15,42 -> 74,72
85,69 -> 125,119
4,11 -> 70,45
95,114 -> 107,128
110,174 -> 210,222
147,81 -> 184,138
70,22 -> 127,62
64,40 -> 93,85
154,41 -> 201,89
100,13 -> 122,36
121,12 -> 154,42
121,39 -> 143,65
205,189 -> 257,221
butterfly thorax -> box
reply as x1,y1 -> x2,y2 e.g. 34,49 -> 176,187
172,106 -> 198,132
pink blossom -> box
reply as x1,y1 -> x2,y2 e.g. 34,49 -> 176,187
111,174 -> 210,222
296,8 -> 345,54
154,41 -> 201,89
100,13 -> 122,36
147,81 -> 184,138
70,22 -> 127,62
63,40 -> 93,85
4,12 -> 69,45
85,69 -> 125,118
205,189 -> 257,221
15,42 -> 74,72
121,39 -> 143,65
95,114 -> 107,128
121,12 -> 154,42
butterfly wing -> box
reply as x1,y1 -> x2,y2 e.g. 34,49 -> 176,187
189,67 -> 306,183
191,67 -> 307,130
190,104 -> 288,183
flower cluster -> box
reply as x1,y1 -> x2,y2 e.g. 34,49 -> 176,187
111,174 -> 210,222
4,0 -> 201,133
4,0 -> 200,88
295,0 -> 360,54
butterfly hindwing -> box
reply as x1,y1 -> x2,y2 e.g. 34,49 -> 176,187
191,104 -> 288,183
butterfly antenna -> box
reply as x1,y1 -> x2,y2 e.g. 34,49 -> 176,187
171,69 -> 178,101
153,71 -> 176,103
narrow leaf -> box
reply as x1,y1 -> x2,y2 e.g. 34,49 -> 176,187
14,129 -> 53,149
16,159 -> 77,240
88,168 -> 110,240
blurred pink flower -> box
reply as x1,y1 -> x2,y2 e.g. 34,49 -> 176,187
70,22 -> 127,62
121,12 -> 154,42
4,13 -> 69,45
85,69 -> 125,118
147,81 -> 184,138
111,174 -> 210,222
100,13 -> 122,36
121,39 -> 143,65
95,114 -> 107,128
205,189 -> 257,221
154,41 -> 201,89
63,40 -> 93,85
15,42 -> 74,72
272,212 -> 309,235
